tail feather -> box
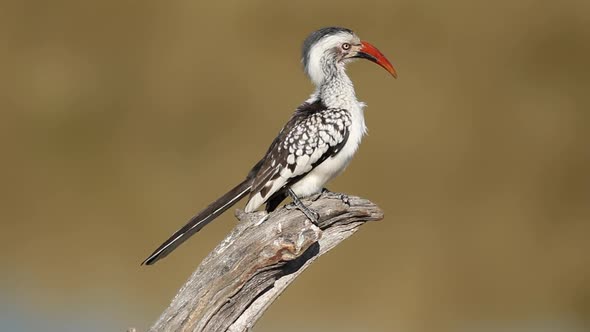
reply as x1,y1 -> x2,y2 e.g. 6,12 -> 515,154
142,178 -> 252,265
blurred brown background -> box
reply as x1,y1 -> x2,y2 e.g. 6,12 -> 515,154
1,0 -> 589,331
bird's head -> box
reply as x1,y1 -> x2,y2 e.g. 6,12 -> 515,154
302,27 -> 397,86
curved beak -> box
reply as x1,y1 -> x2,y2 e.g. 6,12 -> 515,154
354,41 -> 397,78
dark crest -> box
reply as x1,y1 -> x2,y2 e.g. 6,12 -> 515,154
301,27 -> 354,72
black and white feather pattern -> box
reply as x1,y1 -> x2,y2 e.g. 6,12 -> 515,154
142,26 -> 370,265
245,100 -> 351,212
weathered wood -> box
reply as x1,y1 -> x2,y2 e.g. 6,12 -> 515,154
147,191 -> 383,332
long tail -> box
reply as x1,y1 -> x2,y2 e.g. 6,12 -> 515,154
141,178 -> 252,265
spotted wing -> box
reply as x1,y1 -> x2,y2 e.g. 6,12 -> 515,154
245,104 -> 351,212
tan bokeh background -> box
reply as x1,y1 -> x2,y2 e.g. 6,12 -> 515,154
1,0 -> 589,331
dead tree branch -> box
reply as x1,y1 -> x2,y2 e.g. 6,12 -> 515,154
147,191 -> 383,332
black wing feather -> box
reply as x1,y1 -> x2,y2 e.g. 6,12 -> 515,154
245,99 -> 352,211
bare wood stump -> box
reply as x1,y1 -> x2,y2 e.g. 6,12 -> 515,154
147,191 -> 383,332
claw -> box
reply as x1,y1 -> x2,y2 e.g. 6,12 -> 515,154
308,209 -> 320,225
338,193 -> 350,206
298,201 -> 320,225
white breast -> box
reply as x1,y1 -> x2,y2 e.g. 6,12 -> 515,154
290,101 -> 366,197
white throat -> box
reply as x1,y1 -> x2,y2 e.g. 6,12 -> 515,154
307,64 -> 358,110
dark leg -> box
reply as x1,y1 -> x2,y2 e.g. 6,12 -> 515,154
287,188 -> 319,224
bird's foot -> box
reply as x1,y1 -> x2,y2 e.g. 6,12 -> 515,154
285,202 -> 319,225
320,188 -> 350,206
287,188 -> 320,225
338,193 -> 350,206
298,204 -> 320,225
315,187 -> 334,201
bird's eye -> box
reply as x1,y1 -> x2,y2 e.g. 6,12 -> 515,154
341,43 -> 351,50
